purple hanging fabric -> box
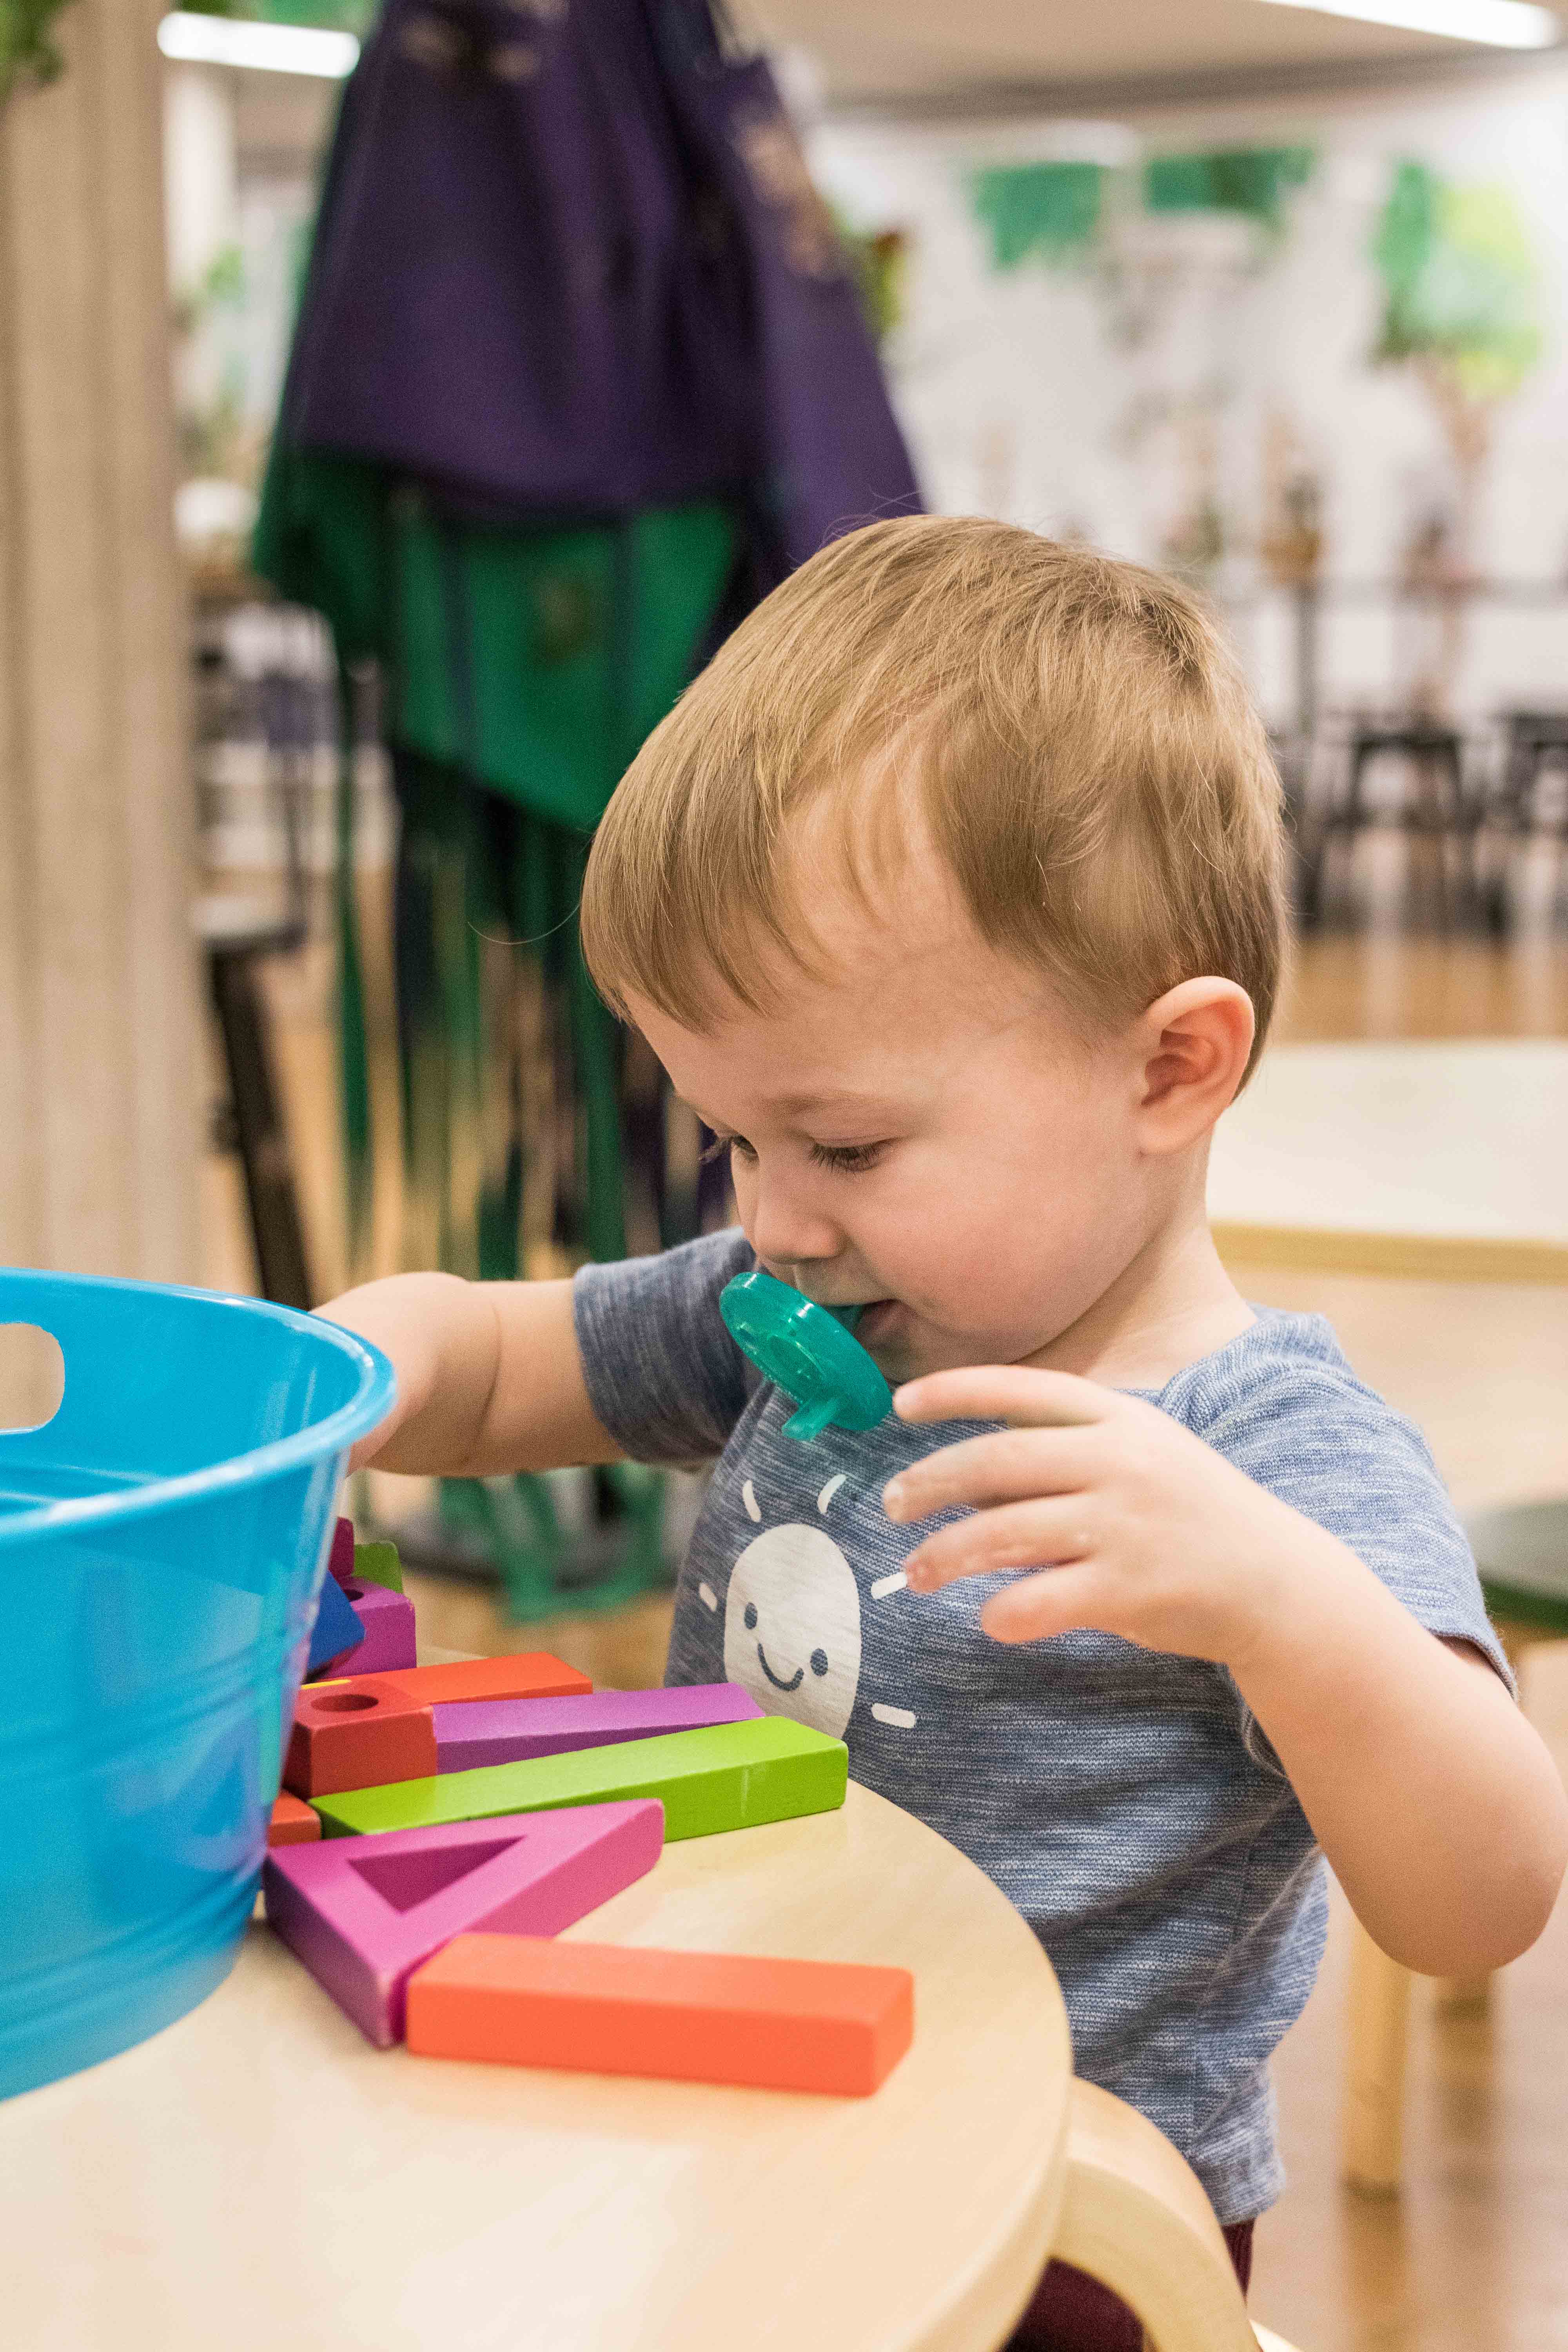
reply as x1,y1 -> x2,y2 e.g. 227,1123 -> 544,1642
283,0 -> 919,560
650,0 -> 921,570
287,0 -> 741,513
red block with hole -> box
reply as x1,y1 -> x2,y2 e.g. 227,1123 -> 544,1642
317,1652 -> 592,1708
283,1677 -> 437,1800
268,1791 -> 323,1846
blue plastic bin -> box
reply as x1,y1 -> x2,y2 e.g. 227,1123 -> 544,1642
0,1271 -> 394,2100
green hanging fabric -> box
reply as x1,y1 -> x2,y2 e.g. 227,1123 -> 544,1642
254,443 -> 740,1614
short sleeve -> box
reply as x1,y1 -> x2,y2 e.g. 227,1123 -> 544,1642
573,1227 -> 756,1466
1159,1319 -> 1516,1771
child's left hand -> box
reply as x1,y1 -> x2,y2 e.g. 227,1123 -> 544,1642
882,1364 -> 1314,1665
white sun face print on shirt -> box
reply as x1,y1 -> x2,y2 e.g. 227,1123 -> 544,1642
723,1519 -> 863,1740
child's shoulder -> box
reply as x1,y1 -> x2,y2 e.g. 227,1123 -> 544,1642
1140,1306 -> 1413,1452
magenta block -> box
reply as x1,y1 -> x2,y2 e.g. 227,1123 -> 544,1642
263,1801 -> 664,2045
342,1580 -> 417,1673
432,1683 -> 764,1772
327,1515 -> 357,1589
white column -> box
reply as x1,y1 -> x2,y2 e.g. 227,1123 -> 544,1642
0,0 -> 201,1281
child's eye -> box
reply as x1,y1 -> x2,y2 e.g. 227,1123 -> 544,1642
699,1132 -> 757,1165
808,1140 -> 887,1174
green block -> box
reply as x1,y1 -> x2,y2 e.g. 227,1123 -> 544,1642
312,1714 -> 848,1842
351,1539 -> 404,1595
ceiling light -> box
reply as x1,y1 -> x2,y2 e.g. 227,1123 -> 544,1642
1257,0 -> 1557,46
157,12 -> 360,76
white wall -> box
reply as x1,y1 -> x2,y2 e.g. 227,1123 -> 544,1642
811,64 -> 1568,726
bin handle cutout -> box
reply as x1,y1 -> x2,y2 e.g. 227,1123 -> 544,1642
0,1323 -> 65,1435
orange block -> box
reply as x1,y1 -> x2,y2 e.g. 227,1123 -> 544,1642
405,1935 -> 914,2096
268,1791 -> 322,1846
284,1677 -> 437,1798
318,1653 -> 591,1708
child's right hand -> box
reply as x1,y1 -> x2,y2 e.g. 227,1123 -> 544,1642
314,1272 -> 620,1480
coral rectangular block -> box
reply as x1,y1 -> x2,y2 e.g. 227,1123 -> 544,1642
350,1538 -> 404,1594
319,1653 -> 591,1708
264,1803 -> 663,2045
268,1791 -> 322,1846
433,1683 -> 764,1771
326,1515 -> 356,1588
285,1677 -> 437,1799
340,1581 -> 417,1674
313,1715 -> 847,1842
405,1935 -> 914,2094
306,1565 -> 367,1676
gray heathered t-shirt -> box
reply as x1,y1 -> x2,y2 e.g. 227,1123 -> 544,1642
574,1227 -> 1509,2224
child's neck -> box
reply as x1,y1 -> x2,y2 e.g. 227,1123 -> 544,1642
1020,1178 -> 1254,1393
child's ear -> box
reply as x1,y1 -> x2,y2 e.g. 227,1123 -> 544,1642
1132,978 -> 1256,1154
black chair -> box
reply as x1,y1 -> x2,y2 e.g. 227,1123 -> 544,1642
1300,718 -> 1476,929
195,661 -> 317,1309
1476,709 -> 1568,934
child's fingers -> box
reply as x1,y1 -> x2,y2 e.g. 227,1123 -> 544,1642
893,1364 -> 1114,1430
902,1495 -> 1097,1590
884,1427 -> 1102,1524
978,1563 -> 1111,1646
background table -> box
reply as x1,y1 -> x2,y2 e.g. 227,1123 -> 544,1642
1208,1037 -> 1568,1282
2,1783 -> 1072,2352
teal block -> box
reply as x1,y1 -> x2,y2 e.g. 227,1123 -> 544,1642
351,1539 -> 404,1595
312,1714 -> 848,1842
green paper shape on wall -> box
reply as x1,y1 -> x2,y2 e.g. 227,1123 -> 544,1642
971,162 -> 1105,270
1372,159 -> 1542,404
1144,147 -> 1315,233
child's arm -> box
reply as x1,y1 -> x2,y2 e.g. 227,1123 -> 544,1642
884,1365 -> 1568,1980
318,1274 -> 624,1477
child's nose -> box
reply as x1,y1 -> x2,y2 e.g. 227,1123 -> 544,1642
745,1171 -> 843,1272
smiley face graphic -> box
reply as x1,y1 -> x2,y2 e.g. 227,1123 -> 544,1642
723,1522 -> 863,1740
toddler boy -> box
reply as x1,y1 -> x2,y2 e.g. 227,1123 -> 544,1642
327,520 -> 1566,2350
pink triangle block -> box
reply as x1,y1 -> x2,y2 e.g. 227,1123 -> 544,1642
262,1800 -> 664,2045
341,1580 -> 417,1673
432,1683 -> 764,1771
326,1516 -> 357,1589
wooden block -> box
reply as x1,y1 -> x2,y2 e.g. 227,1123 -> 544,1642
306,1567 -> 367,1677
264,1803 -> 663,2046
326,1515 -> 357,1588
433,1683 -> 763,1771
351,1539 -> 404,1595
340,1581 -> 417,1674
285,1678 -> 438,1800
316,1652 -> 591,1709
406,1935 -> 914,2094
267,1792 -> 322,1847
313,1715 -> 848,1842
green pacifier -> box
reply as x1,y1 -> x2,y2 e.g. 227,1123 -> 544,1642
719,1270 -> 893,1444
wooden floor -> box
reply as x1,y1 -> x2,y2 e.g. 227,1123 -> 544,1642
207,869 -> 1568,2352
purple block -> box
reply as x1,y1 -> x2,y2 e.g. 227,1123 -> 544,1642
432,1682 -> 765,1772
263,1801 -> 664,2045
342,1579 -> 417,1673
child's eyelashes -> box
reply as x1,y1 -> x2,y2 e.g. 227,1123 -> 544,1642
696,1134 -> 886,1175
807,1140 -> 887,1174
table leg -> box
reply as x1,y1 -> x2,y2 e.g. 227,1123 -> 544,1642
1051,2078 -> 1259,2351
1343,1920 -> 1411,2193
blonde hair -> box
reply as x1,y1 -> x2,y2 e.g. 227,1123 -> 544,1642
581,517 -> 1287,1076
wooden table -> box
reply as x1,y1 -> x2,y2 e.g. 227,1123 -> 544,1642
1209,1037 -> 1568,1282
2,1784 -> 1074,2352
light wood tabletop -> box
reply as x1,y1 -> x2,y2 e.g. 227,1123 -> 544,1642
2,1782 -> 1073,2352
1208,1037 -> 1568,1283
